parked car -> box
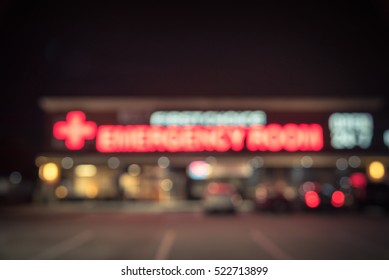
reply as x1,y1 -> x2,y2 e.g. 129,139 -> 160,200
255,181 -> 297,212
203,182 -> 241,213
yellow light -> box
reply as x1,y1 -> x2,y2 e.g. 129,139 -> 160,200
368,161 -> 385,181
75,165 -> 97,177
55,186 -> 68,199
85,184 -> 98,199
39,162 -> 59,182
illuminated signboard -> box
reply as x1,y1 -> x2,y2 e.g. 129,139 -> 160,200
150,110 -> 266,126
52,110 -> 388,154
53,111 -> 324,153
96,124 -> 323,152
53,111 -> 97,150
328,113 -> 373,149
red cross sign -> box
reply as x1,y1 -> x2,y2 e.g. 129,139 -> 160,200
53,111 -> 97,150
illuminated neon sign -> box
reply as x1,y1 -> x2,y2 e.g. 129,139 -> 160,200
246,124 -> 323,152
150,110 -> 266,126
53,111 -> 97,150
96,125 -> 247,152
96,124 -> 323,153
53,111 -> 324,153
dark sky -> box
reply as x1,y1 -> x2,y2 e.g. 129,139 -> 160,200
0,0 -> 389,177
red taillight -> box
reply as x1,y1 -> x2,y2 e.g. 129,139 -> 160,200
305,191 -> 320,208
331,191 -> 345,208
350,172 -> 367,189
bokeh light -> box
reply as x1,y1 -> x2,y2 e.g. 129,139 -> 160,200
9,171 -> 22,185
350,172 -> 367,188
55,185 -> 68,199
39,162 -> 59,182
368,161 -> 385,181
331,191 -> 345,208
128,164 -> 141,176
158,156 -> 170,169
61,157 -> 74,169
301,156 -> 313,168
336,158 -> 348,171
108,157 -> 120,169
305,191 -> 320,208
75,165 -> 97,177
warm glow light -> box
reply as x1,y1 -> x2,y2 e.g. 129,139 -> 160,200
39,162 -> 59,182
53,111 -> 97,150
368,161 -> 385,181
85,184 -> 99,199
75,165 -> 97,177
305,191 -> 320,208
331,191 -> 345,208
55,185 -> 68,199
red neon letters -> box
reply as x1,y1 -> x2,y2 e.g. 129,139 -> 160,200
53,111 -> 97,150
95,124 -> 323,153
246,124 -> 323,152
96,125 -> 246,152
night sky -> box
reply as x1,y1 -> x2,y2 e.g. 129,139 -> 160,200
0,0 -> 389,178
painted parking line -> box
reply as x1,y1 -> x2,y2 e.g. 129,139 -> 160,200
155,230 -> 176,260
31,230 -> 93,259
250,229 -> 293,260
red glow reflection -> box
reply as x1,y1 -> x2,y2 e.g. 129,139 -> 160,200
53,111 -> 97,150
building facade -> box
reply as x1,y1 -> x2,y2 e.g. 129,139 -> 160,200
36,97 -> 389,206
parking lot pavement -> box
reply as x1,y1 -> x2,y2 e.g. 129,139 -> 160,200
0,200 -> 255,215
1,204 -> 389,260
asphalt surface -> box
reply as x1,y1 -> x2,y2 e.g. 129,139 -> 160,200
1,204 -> 389,260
